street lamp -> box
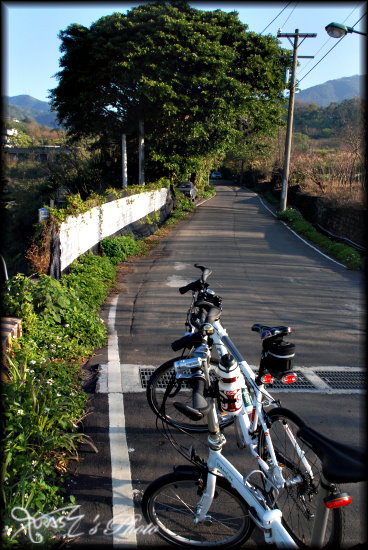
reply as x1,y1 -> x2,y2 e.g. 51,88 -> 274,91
325,22 -> 367,38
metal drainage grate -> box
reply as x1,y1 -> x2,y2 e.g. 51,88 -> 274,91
317,371 -> 366,390
140,367 -> 191,390
140,368 -> 315,390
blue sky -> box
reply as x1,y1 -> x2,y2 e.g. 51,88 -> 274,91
2,1 -> 366,102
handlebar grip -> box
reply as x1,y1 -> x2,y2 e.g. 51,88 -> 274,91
178,280 -> 201,294
173,375 -> 212,421
171,332 -> 202,352
205,306 -> 221,324
191,376 -> 208,410
194,264 -> 212,282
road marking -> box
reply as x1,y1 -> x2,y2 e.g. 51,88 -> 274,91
166,274 -> 190,287
256,195 -> 347,268
107,295 -> 137,547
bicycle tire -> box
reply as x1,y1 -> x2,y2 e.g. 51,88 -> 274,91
142,469 -> 254,547
146,357 -> 234,432
258,407 -> 344,547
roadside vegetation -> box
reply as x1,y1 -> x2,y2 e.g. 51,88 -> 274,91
277,208 -> 362,270
0,192 -> 199,547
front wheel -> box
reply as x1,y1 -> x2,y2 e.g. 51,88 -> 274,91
146,357 -> 234,432
258,407 -> 344,547
142,469 -> 254,547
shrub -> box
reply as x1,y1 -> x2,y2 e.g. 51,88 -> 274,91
0,252 -> 116,548
100,234 -> 147,265
278,208 -> 362,270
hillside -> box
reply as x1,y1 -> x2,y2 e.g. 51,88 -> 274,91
4,95 -> 59,128
296,75 -> 364,107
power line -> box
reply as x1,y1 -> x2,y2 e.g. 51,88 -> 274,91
280,1 -> 299,29
297,35 -> 346,86
301,2 -> 364,78
297,12 -> 366,86
260,1 -> 293,35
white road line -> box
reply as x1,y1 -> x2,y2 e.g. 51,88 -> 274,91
107,295 -> 137,547
256,195 -> 347,268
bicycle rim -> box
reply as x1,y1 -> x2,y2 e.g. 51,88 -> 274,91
259,408 -> 344,547
142,471 -> 254,547
146,358 -> 234,432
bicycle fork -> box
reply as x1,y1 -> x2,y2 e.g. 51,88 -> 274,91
193,442 -> 298,547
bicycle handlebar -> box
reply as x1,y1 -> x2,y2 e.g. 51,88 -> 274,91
178,264 -> 212,294
179,279 -> 204,294
192,376 -> 208,410
174,375 -> 212,420
171,331 -> 203,352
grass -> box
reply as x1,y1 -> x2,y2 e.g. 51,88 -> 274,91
277,208 -> 363,270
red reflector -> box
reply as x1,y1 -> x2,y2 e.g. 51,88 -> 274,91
281,373 -> 297,384
261,374 -> 274,384
324,494 -> 352,509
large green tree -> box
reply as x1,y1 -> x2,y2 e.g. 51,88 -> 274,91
50,1 -> 289,180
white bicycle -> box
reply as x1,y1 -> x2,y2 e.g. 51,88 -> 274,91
143,264 -> 366,547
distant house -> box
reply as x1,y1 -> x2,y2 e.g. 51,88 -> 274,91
2,127 -> 18,146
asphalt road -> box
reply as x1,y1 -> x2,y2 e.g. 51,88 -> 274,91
114,181 -> 364,368
67,182 -> 366,549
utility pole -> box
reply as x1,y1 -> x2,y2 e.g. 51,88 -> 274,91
278,29 -> 317,212
121,134 -> 128,188
138,119 -> 145,186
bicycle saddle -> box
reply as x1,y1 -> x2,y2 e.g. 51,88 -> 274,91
252,324 -> 292,339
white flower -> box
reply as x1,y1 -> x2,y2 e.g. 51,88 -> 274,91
17,409 -> 24,415
65,324 -> 70,328
3,526 -> 12,537
44,407 -> 50,412
32,460 -> 38,466
46,379 -> 54,385
56,393 -> 62,397
30,360 -> 36,365
29,369 -> 35,374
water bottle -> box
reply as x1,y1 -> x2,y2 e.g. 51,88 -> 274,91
217,354 -> 242,416
241,383 -> 253,414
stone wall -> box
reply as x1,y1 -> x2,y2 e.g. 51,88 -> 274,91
245,176 -> 366,249
287,186 -> 366,248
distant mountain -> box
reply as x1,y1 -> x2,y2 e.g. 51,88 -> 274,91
3,95 -> 59,128
295,75 -> 365,107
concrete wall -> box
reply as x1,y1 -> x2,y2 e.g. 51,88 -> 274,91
58,188 -> 170,272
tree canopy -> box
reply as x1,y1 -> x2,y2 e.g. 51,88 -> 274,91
50,1 -> 289,180
294,98 -> 365,139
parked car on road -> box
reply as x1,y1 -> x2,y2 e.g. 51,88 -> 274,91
176,181 -> 197,202
210,171 -> 222,179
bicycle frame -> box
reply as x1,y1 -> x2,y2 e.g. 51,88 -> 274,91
171,281 -> 334,547
198,445 -> 298,548
190,361 -> 299,548
179,319 -> 321,547
208,319 -> 314,488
